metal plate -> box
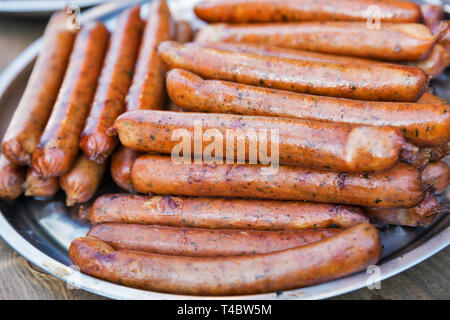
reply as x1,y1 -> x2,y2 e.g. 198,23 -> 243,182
0,1 -> 110,17
0,0 -> 449,300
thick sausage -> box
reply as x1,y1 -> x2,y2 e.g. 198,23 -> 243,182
24,168 -> 59,198
110,146 -> 139,192
32,22 -> 109,178
174,20 -> 192,43
0,155 -> 25,200
158,41 -> 428,102
87,223 -> 341,257
125,0 -> 174,111
422,161 -> 450,194
195,22 -> 439,61
59,153 -> 106,206
114,109 -> 410,173
69,223 -> 381,295
82,193 -> 368,229
365,195 -> 449,226
80,7 -> 142,163
194,0 -> 422,23
1,12 -> 76,166
166,69 -> 449,147
131,154 -> 425,208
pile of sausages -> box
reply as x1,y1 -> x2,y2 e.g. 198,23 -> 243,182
1,0 -> 450,296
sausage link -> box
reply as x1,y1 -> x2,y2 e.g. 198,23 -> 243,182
125,0 -> 174,111
32,22 -> 109,178
166,69 -> 449,147
401,143 -> 449,169
195,22 -> 439,62
174,20 -> 192,43
114,109 -> 409,173
407,44 -> 450,79
1,12 -> 76,166
59,153 -> 106,206
194,0 -> 422,23
24,168 -> 59,198
0,155 -> 25,200
131,154 -> 425,208
365,195 -> 449,226
158,41 -> 428,102
69,223 -> 381,295
80,7 -> 142,164
83,193 -> 368,229
110,146 -> 139,192
422,161 -> 450,194
87,223 -> 341,257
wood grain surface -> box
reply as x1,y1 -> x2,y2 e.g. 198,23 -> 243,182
0,11 -> 448,301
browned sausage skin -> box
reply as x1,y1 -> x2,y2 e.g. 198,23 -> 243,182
407,44 -> 450,79
1,12 -> 76,166
24,168 -> 59,198
110,146 -> 139,192
422,161 -> 450,194
87,223 -> 341,257
80,7 -> 142,164
32,22 -> 109,178
125,0 -> 174,111
194,0 -> 422,23
0,155 -> 25,200
366,196 -> 449,226
131,154 -> 425,208
166,69 -> 449,147
59,153 -> 106,206
195,22 -> 439,61
69,223 -> 381,295
158,41 -> 428,102
83,193 -> 368,229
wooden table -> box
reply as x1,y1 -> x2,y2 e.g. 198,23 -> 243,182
0,14 -> 449,301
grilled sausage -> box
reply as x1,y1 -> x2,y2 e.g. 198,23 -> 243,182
80,7 -> 142,163
408,44 -> 450,79
110,146 -> 139,192
158,41 -> 428,102
82,193 -> 368,229
0,155 -> 25,200
59,153 -> 106,206
24,168 -> 59,198
195,22 -> 439,61
174,20 -> 192,43
131,154 -> 425,208
32,22 -> 109,178
194,0 -> 422,23
1,12 -> 76,166
365,195 -> 449,226
422,161 -> 450,194
114,109 -> 410,173
69,223 -> 381,295
87,223 -> 341,257
125,0 -> 174,111
166,69 -> 449,147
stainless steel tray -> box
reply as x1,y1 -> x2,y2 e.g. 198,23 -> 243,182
0,0 -> 449,300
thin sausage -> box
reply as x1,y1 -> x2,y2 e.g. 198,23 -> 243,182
365,195 -> 449,226
24,168 -> 59,198
80,7 -> 142,163
158,41 -> 428,102
422,161 -> 450,194
59,153 -> 106,206
174,20 -> 192,43
1,12 -> 76,165
82,193 -> 368,229
87,223 -> 341,257
195,22 -> 439,61
166,69 -> 449,147
194,0 -> 422,23
114,109 -> 410,173
69,223 -> 381,295
131,154 -> 425,208
0,155 -> 25,200
110,146 -> 139,192
32,22 -> 109,178
125,0 -> 174,111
